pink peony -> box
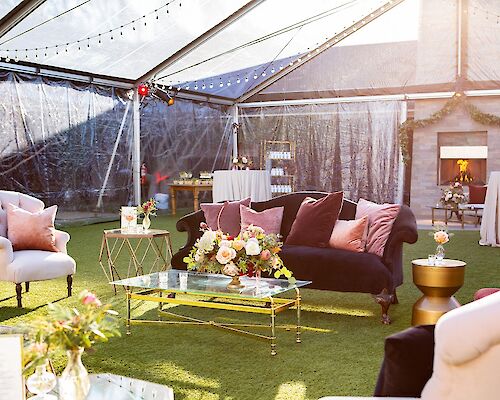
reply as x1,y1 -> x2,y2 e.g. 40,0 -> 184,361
82,292 -> 102,307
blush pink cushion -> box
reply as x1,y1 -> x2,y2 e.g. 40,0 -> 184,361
355,198 -> 400,257
201,198 -> 251,237
240,205 -> 284,234
7,203 -> 59,252
329,216 -> 368,252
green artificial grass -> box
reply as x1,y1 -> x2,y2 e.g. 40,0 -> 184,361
1,212 -> 499,400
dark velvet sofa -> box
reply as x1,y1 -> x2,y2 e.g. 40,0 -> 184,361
171,191 -> 418,323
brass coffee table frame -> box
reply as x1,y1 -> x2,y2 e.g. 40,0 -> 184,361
125,288 -> 302,356
99,229 -> 173,293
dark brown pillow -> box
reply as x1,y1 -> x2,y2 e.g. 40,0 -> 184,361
285,192 -> 344,248
468,184 -> 487,204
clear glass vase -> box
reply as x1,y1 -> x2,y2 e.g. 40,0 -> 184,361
26,360 -> 57,398
58,348 -> 90,400
142,213 -> 151,231
435,244 -> 445,264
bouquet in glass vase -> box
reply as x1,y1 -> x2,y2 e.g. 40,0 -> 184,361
183,224 -> 294,288
23,290 -> 120,400
137,198 -> 158,231
429,225 -> 453,264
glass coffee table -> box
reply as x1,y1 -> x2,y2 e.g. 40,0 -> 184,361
111,270 -> 311,355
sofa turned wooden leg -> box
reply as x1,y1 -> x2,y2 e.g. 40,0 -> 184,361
67,275 -> 73,297
392,289 -> 399,304
15,283 -> 22,308
374,289 -> 394,325
25,282 -> 30,293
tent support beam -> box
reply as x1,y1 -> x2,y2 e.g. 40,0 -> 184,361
0,0 -> 46,40
135,0 -> 266,84
133,90 -> 141,205
97,100 -> 131,209
237,0 -> 406,103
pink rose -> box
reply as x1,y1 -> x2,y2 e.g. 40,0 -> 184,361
260,249 -> 271,261
82,292 -> 102,307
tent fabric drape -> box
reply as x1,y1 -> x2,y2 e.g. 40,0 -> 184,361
239,101 -> 404,204
0,73 -> 232,211
0,72 -> 133,210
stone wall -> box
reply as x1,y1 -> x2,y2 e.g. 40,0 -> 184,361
410,97 -> 500,218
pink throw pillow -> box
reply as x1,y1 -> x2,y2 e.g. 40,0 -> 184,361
329,216 -> 368,252
7,203 -> 59,252
240,205 -> 284,235
200,198 -> 251,237
355,198 -> 400,257
285,192 -> 344,248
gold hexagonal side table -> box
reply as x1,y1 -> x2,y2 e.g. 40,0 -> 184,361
411,258 -> 466,326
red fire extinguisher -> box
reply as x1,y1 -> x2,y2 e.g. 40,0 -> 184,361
140,163 -> 148,185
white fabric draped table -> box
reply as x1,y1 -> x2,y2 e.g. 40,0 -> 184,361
480,171 -> 500,247
213,170 -> 272,202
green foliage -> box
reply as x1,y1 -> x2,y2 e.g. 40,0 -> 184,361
23,290 -> 120,373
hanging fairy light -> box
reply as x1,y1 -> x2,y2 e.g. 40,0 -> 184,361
0,0 -> 180,61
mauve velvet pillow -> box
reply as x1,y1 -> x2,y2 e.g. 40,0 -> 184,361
7,203 -> 59,252
285,191 -> 343,248
355,198 -> 400,257
200,198 -> 251,237
329,216 -> 368,252
240,205 -> 284,234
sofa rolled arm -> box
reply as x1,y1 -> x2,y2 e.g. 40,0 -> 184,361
0,236 -> 14,266
171,210 -> 205,268
55,229 -> 71,254
434,291 -> 500,366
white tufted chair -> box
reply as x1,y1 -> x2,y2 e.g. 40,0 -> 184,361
0,190 -> 76,307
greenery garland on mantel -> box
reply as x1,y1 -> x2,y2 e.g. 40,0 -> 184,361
399,93 -> 500,164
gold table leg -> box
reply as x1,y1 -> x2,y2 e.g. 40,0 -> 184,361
295,288 -> 302,344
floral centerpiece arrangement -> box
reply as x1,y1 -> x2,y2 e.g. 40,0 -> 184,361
137,198 -> 157,230
183,224 -> 294,288
440,181 -> 467,207
23,290 -> 120,399
232,156 -> 253,170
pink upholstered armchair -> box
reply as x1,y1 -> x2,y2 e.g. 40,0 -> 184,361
0,191 -> 76,307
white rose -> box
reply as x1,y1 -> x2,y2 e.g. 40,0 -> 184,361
219,240 -> 232,248
223,262 -> 239,276
194,250 -> 204,262
198,230 -> 216,253
232,157 -> 239,164
241,156 -> 248,164
216,246 -> 236,264
245,238 -> 261,256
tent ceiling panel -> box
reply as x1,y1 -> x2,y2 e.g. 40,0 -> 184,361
0,0 -> 249,80
250,0 -> 457,101
154,0 -> 388,92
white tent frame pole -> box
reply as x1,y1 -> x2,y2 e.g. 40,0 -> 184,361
96,100 -> 131,209
0,0 -> 46,39
231,105 -> 239,159
133,90 -> 141,205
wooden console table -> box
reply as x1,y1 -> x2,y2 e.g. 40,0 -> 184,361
169,182 -> 212,215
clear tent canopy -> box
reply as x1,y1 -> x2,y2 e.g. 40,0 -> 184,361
0,0 -> 498,210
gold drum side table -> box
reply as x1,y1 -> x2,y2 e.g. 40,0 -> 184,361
411,258 -> 466,325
